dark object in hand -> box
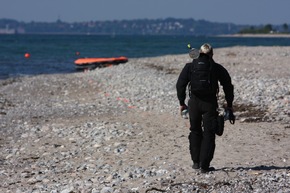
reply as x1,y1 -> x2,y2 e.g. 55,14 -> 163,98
224,109 -> 235,124
215,115 -> 225,136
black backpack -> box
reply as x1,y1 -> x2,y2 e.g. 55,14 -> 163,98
189,57 -> 217,96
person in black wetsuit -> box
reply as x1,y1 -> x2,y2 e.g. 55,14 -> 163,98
176,43 -> 234,173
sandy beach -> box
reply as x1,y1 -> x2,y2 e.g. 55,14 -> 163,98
0,46 -> 290,192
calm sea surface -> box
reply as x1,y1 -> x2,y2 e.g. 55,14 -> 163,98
1,34 -> 290,79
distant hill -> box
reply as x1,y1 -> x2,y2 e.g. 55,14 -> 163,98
0,18 -> 288,35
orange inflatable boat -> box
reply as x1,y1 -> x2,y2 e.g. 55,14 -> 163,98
74,56 -> 128,70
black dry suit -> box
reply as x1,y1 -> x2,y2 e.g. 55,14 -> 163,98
176,53 -> 234,170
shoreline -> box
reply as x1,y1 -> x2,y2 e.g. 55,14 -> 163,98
1,45 -> 290,82
217,33 -> 290,38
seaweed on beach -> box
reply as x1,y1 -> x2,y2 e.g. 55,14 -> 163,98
0,77 -> 22,87
0,93 -> 14,111
144,63 -> 179,74
234,103 -> 267,122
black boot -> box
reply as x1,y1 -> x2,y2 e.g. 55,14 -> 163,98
192,162 -> 200,169
200,166 -> 215,173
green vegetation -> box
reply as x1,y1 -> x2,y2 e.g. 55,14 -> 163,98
239,23 -> 289,34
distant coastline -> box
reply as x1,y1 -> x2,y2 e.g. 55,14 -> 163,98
217,33 -> 290,38
1,17 -> 289,36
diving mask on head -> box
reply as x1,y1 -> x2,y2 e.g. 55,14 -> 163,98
187,44 -> 200,59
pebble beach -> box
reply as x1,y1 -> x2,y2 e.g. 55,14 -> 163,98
0,46 -> 290,192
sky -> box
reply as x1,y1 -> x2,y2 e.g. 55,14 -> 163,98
1,0 -> 289,25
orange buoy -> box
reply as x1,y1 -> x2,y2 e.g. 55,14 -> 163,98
24,53 -> 30,58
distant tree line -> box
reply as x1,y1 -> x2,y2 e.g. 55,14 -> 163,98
0,18 -> 245,35
0,18 -> 289,35
239,23 -> 289,34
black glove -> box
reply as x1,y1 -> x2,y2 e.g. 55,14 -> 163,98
224,108 -> 235,124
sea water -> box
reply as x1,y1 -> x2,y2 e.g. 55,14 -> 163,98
0,34 -> 290,79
